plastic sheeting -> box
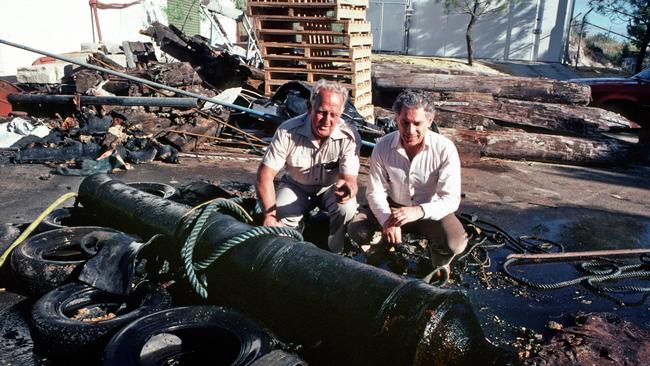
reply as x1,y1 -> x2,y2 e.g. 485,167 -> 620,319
0,117 -> 50,148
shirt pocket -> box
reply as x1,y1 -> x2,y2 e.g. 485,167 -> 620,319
319,158 -> 340,185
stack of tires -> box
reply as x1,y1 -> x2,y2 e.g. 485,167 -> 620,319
3,182 -> 306,365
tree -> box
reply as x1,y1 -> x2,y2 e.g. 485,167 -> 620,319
589,0 -> 650,73
439,0 -> 511,66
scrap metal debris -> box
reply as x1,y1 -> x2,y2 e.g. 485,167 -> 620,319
527,313 -> 650,366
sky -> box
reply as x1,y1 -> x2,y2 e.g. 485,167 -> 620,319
573,0 -> 630,41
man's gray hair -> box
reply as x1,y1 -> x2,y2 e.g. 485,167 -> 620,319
392,89 -> 436,118
311,79 -> 349,106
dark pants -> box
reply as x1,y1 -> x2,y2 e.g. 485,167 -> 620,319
347,206 -> 468,267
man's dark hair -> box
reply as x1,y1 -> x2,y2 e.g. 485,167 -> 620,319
392,89 -> 436,119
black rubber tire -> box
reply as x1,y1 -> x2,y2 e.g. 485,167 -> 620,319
103,306 -> 271,366
39,206 -> 102,231
0,300 -> 37,366
9,226 -> 122,296
31,281 -> 171,359
126,182 -> 177,199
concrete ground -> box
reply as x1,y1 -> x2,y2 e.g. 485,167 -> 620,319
484,60 -> 581,80
1,153 -> 649,361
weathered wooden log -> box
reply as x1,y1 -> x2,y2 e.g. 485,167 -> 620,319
372,62 -> 497,77
434,97 -> 633,135
440,127 -> 634,165
372,70 -> 591,105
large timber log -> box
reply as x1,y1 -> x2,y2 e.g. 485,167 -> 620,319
372,70 -> 592,105
434,97 -> 633,135
372,62 -> 496,77
440,127 -> 634,165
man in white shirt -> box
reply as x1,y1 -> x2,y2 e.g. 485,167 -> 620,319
349,89 -> 467,280
256,79 -> 361,253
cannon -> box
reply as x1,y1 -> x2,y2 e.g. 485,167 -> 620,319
78,174 -> 498,365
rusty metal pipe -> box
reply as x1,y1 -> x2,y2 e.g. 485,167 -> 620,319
8,93 -> 198,108
77,174 -> 496,365
507,248 -> 650,261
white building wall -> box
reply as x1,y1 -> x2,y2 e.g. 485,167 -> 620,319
0,0 -> 167,77
372,0 -> 573,62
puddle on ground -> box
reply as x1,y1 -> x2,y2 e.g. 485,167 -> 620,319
528,216 -> 650,251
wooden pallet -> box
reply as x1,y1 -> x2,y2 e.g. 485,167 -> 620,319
248,3 -> 367,20
356,103 -> 374,120
264,77 -> 370,97
261,42 -> 371,60
255,18 -> 371,34
264,60 -> 370,80
256,32 -> 371,47
249,0 -> 368,6
351,91 -> 372,108
263,69 -> 371,95
264,56 -> 370,72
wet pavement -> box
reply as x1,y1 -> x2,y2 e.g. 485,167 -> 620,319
1,153 -> 649,364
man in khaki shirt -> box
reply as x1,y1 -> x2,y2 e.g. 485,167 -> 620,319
256,79 -> 361,253
348,89 -> 467,281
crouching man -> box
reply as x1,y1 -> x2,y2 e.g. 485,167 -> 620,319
256,79 -> 361,253
348,89 -> 467,281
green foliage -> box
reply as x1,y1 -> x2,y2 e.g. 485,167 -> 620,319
585,33 -> 625,64
589,0 -> 650,71
234,0 -> 246,11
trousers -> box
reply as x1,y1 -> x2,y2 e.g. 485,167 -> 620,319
275,177 -> 357,253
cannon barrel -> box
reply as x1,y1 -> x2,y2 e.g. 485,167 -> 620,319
78,174 -> 495,365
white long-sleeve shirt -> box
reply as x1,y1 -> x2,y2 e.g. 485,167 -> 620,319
366,129 -> 461,226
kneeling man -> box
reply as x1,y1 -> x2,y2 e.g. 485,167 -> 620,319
350,89 -> 467,280
256,79 -> 361,253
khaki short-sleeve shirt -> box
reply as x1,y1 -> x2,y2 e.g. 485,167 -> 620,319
262,114 -> 361,187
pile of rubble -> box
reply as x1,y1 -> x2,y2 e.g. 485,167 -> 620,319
0,23 -> 304,174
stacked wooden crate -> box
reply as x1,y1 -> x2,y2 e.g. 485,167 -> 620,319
247,0 -> 374,122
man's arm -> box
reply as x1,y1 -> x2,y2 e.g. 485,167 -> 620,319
366,146 -> 392,226
256,126 -> 291,227
385,205 -> 425,227
419,142 -> 461,221
256,164 -> 283,227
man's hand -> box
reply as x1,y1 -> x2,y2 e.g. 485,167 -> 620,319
263,214 -> 284,227
334,178 -> 355,204
382,221 -> 402,245
385,206 -> 425,227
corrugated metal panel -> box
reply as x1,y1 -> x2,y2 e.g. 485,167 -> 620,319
167,0 -> 201,36
369,0 -> 407,52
